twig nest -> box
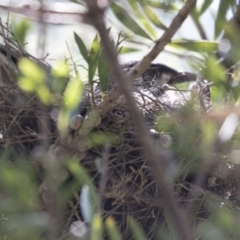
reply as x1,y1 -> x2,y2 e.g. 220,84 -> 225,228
69,114 -> 84,130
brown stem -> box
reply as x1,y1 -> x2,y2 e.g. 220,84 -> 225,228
85,1 -> 196,240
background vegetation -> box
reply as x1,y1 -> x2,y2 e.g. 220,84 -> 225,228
1,0 -> 240,239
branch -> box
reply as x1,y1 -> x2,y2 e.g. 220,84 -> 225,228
84,1 -> 196,240
79,0 -> 197,136
0,3 -> 85,24
126,0 -> 197,81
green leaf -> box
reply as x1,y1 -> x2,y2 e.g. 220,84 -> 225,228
36,85 -> 53,105
52,61 -> 69,78
91,214 -> 103,240
170,40 -> 218,52
64,75 -> 83,109
120,47 -> 139,54
66,160 -> 98,206
18,77 -> 36,92
51,61 -> 70,94
142,5 -> 167,30
128,0 -> 156,39
195,215 -> 227,240
144,0 -> 177,10
199,0 -> 213,16
111,3 -> 152,40
106,217 -> 122,240
12,18 -> 30,47
89,35 -> 100,84
203,54 -> 227,83
214,0 -> 235,39
74,32 -> 89,63
98,50 -> 109,93
18,58 -> 45,84
128,216 -> 147,240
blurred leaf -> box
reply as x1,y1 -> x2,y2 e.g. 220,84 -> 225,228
214,0 -> 235,39
89,132 -> 119,146
0,160 -> 37,210
89,35 -> 100,84
106,217 -> 122,240
91,214 -> 103,240
195,216 -> 226,240
120,47 -> 139,54
63,75 -> 83,109
170,40 -> 218,52
52,61 -> 69,78
111,3 -> 152,40
12,18 -> 30,47
188,196 -> 204,225
18,77 -> 36,92
142,5 -> 167,30
216,207 -> 234,232
74,32 -> 89,63
36,85 -> 53,105
128,0 -> 156,38
7,212 -> 49,230
201,120 -> 217,148
98,50 -> 109,93
80,185 -> 93,224
128,216 -> 147,240
144,0 -> 177,10
199,0 -> 213,16
203,55 -> 227,83
51,61 -> 70,94
18,58 -> 45,84
66,160 -> 98,206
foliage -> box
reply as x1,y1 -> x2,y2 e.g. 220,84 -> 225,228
1,0 -> 240,240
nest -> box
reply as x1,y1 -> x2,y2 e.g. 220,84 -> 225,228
1,22 -> 240,240
0,24 -> 56,157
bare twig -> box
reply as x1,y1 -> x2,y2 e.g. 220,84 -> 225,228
125,0 -> 197,82
0,3 -> 84,24
84,1 -> 196,240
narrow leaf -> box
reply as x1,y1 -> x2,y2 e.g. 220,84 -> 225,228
64,75 -> 83,109
111,3 -> 152,40
89,35 -> 100,84
106,217 -> 122,240
120,47 -> 139,54
36,85 -> 53,105
199,0 -> 213,16
18,77 -> 36,92
91,214 -> 103,240
142,5 -> 167,30
144,0 -> 177,10
128,216 -> 147,240
74,32 -> 89,63
12,18 -> 30,47
204,54 -> 227,83
128,0 -> 156,38
214,0 -> 235,39
18,58 -> 45,84
98,50 -> 109,93
170,40 -> 218,52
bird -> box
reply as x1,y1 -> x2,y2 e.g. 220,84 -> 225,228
106,61 -> 211,111
122,61 -> 198,87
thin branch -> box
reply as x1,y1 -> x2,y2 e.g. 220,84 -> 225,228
78,0 -> 197,137
85,1 -> 196,240
126,0 -> 197,81
0,3 -> 84,24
